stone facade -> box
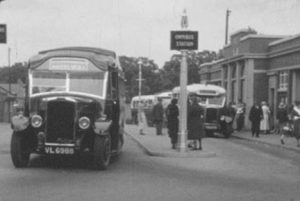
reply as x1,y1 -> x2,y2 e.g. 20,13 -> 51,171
199,28 -> 300,129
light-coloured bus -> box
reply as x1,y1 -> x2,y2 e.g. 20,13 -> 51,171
130,92 -> 172,126
172,84 -> 231,137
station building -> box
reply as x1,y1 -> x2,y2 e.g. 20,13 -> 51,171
199,28 -> 300,129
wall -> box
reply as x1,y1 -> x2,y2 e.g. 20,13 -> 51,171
269,51 -> 300,69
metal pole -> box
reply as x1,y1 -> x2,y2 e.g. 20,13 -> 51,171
178,9 -> 188,152
138,60 -> 142,125
8,47 -> 11,92
225,9 -> 231,45
8,47 -> 11,121
178,50 -> 188,152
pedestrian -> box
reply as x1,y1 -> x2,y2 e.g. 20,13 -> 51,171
165,98 -> 179,149
236,99 -> 246,132
260,101 -> 271,134
276,102 -> 289,144
220,102 -> 236,137
249,101 -> 263,138
187,93 -> 205,150
11,105 -> 29,131
290,101 -> 300,147
152,98 -> 164,135
138,103 -> 147,135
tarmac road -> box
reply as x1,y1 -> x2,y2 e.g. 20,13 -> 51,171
0,123 -> 299,201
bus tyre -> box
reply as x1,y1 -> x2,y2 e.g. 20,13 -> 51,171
11,131 -> 30,168
93,135 -> 111,170
205,130 -> 214,137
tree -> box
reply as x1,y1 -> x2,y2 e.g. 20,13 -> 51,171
0,62 -> 28,83
160,50 -> 217,92
119,56 -> 162,100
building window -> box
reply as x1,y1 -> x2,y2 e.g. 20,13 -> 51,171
279,71 -> 288,90
223,81 -> 227,91
223,66 -> 228,79
240,79 -> 245,102
240,61 -> 245,77
231,64 -> 236,79
231,80 -> 236,103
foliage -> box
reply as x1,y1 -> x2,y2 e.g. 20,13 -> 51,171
160,50 -> 217,92
0,62 -> 27,84
119,56 -> 162,100
0,50 -> 218,101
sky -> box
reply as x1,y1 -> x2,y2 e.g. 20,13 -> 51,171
0,0 -> 300,68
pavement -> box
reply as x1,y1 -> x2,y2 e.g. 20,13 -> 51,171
125,124 -> 300,158
125,124 -> 217,158
231,129 -> 300,153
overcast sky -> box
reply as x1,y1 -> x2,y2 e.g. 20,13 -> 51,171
0,0 -> 300,67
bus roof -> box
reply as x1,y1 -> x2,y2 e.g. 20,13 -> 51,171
172,84 -> 226,96
28,46 -> 119,71
131,95 -> 156,102
155,91 -> 172,98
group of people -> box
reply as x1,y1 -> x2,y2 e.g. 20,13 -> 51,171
139,94 -> 300,150
163,94 -> 205,150
141,95 -> 205,150
248,100 -> 300,147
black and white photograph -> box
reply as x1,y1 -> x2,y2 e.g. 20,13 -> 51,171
0,0 -> 300,200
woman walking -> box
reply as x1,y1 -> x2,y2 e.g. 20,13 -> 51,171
276,102 -> 289,144
291,101 -> 300,147
260,101 -> 271,134
187,93 -> 205,150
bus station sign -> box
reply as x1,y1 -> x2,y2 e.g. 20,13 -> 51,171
170,31 -> 198,50
0,24 -> 7,44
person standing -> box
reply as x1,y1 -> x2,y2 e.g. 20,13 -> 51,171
220,102 -> 236,137
152,98 -> 164,135
291,101 -> 300,147
236,99 -> 246,131
138,103 -> 147,135
187,94 -> 205,150
260,101 -> 271,134
249,102 -> 263,138
276,102 -> 289,144
165,99 -> 179,149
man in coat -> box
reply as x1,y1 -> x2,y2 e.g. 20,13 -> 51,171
249,101 -> 263,138
236,99 -> 246,131
152,98 -> 164,135
165,99 -> 179,149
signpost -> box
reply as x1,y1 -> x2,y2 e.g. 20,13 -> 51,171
170,31 -> 198,50
170,10 -> 198,152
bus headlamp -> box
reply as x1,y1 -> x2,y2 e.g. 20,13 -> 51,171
79,116 -> 90,129
31,114 -> 43,128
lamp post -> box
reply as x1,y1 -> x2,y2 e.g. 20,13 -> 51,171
178,9 -> 188,152
137,59 -> 143,124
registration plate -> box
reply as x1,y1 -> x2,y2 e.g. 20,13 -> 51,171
44,146 -> 75,155
205,125 -> 218,129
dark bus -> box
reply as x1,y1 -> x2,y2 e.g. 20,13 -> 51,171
10,47 -> 125,170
